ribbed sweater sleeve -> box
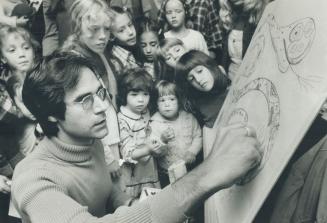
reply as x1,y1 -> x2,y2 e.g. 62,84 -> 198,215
13,167 -> 186,223
13,167 -> 96,223
12,137 -> 187,223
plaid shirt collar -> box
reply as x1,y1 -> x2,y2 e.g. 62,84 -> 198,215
111,45 -> 139,69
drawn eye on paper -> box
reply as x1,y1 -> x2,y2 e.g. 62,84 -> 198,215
227,78 -> 280,184
268,15 -> 319,89
286,17 -> 315,64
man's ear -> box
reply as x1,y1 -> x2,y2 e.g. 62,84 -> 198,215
48,116 -> 58,123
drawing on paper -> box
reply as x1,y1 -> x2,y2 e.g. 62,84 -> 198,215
243,35 -> 266,77
241,15 -> 319,90
205,1 -> 327,222
269,15 -> 320,89
226,78 -> 280,184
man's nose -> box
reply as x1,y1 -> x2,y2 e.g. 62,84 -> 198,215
93,95 -> 109,113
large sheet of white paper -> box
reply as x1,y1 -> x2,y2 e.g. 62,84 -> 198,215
205,0 -> 327,222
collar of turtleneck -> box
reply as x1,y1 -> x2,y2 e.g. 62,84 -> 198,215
45,137 -> 94,163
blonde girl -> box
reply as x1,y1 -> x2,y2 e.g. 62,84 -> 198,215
163,0 -> 209,54
62,0 -> 122,179
150,80 -> 202,186
0,25 -> 40,221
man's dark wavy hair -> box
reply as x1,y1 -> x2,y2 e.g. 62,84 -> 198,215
22,51 -> 101,136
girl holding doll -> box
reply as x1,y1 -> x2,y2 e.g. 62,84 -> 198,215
117,68 -> 166,198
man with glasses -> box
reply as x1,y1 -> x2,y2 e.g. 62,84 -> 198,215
11,51 -> 261,223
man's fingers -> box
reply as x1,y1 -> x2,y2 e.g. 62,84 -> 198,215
229,124 -> 256,138
245,137 -> 262,168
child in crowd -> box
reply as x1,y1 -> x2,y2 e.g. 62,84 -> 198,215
157,0 -> 223,58
109,6 -> 141,75
150,80 -> 202,186
158,38 -> 186,69
176,50 -> 230,223
162,0 -> 209,54
61,0 -> 122,180
137,16 -> 162,80
155,38 -> 187,81
0,25 -> 41,222
117,68 -> 166,198
0,24 -> 41,155
219,0 -> 270,81
176,50 -> 230,128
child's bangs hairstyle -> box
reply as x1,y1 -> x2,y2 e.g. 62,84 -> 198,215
157,38 -> 184,61
156,80 -> 177,97
0,24 -> 40,58
70,0 -> 114,37
118,68 -> 154,106
176,50 -> 230,94
153,80 -> 183,109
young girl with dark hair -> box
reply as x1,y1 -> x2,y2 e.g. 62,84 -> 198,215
176,50 -> 230,128
117,68 -> 166,198
137,16 -> 162,81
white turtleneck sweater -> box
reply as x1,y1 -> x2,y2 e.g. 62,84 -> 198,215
12,136 -> 186,223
